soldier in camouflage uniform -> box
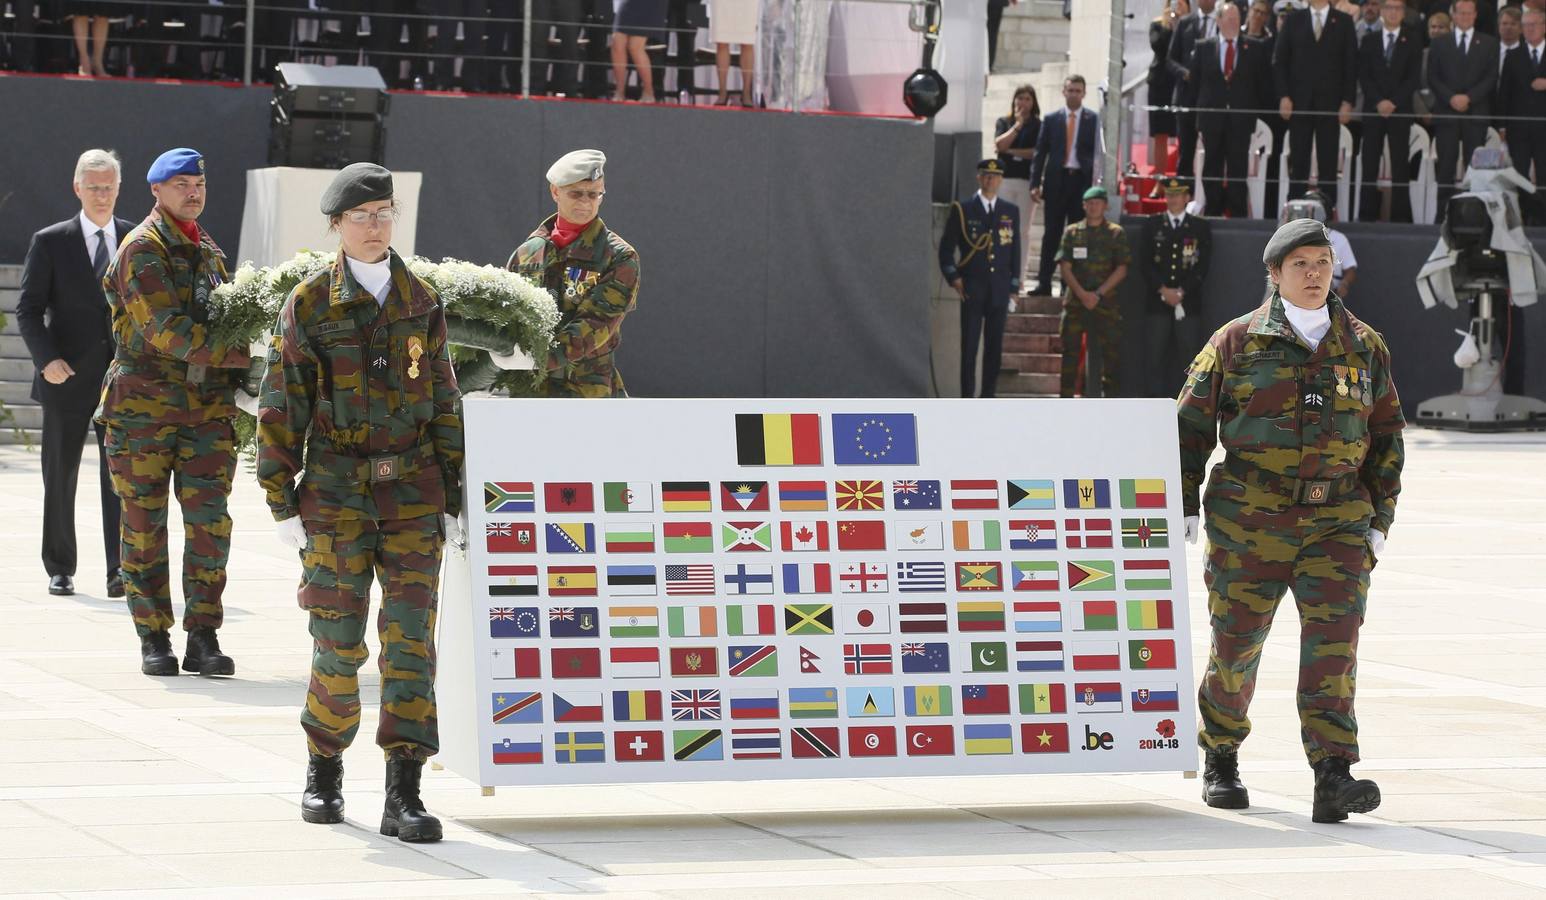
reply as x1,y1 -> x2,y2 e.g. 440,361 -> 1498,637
98,148 -> 250,678
256,163 -> 464,843
1055,185 -> 1130,397
1178,218 -> 1405,824
502,149 -> 638,397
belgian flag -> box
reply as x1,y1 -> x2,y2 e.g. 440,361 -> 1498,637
735,413 -> 822,465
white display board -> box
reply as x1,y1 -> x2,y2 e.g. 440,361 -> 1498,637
437,399 -> 1196,788
235,167 -> 421,269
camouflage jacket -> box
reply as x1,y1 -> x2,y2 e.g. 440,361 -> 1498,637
98,206 -> 250,426
1177,293 -> 1405,534
256,249 -> 465,523
1056,219 -> 1131,295
507,214 -> 638,397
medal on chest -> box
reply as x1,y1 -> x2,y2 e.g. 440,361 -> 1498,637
564,265 -> 600,299
1333,365 -> 1349,397
998,220 -> 1014,246
407,335 -> 424,379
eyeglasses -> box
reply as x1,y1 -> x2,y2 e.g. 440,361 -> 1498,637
80,184 -> 118,194
564,190 -> 606,202
342,209 -> 398,225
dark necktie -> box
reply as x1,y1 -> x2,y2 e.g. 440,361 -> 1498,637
92,229 -> 109,280
1385,34 -> 1394,63
1534,47 -> 1541,68
1460,33 -> 1468,57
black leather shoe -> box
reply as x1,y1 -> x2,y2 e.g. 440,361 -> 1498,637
140,631 -> 179,676
182,627 -> 235,676
106,570 -> 124,598
1312,758 -> 1381,823
1202,747 -> 1250,809
301,753 -> 345,824
381,758 -> 442,843
49,575 -> 74,596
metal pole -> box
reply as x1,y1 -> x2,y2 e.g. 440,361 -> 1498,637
791,0 -> 800,112
243,0 -> 256,85
522,0 -> 533,97
1102,0 -> 1124,201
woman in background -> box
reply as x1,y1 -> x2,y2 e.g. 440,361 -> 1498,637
710,0 -> 757,105
612,0 -> 666,101
993,84 -> 1040,291
1147,0 -> 1189,194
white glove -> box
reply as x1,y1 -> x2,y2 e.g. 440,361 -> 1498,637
1007,296 -> 1018,314
250,337 -> 270,358
488,347 -> 537,370
1452,330 -> 1481,368
276,516 -> 307,551
444,513 -> 466,550
1174,304 -> 1187,322
235,390 -> 260,417
1367,529 -> 1386,559
1184,516 -> 1199,545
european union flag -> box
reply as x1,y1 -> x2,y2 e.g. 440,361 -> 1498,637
832,414 -> 919,465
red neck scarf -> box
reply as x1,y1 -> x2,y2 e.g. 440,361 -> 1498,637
550,215 -> 590,249
163,208 -> 200,244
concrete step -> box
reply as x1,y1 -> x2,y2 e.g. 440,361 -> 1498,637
0,359 -> 35,381
1,288 -> 18,315
1001,352 -> 1060,375
0,405 -> 44,430
0,382 -> 37,404
996,371 -> 1060,395
1015,294 -> 1061,315
0,266 -> 19,291
1,334 -> 34,357
1006,312 -> 1059,334
0,428 -> 42,446
1003,332 -> 1058,355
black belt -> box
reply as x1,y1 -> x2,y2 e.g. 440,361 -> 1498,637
305,443 -> 438,485
1223,456 -> 1361,506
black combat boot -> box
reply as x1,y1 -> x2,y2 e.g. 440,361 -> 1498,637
182,627 -> 235,676
1202,747 -> 1250,809
140,631 -> 178,676
1312,758 -> 1381,823
301,754 -> 345,824
381,757 -> 442,843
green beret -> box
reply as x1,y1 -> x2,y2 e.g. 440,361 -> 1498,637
320,162 -> 393,216
1262,218 -> 1332,268
547,149 -> 606,186
1083,185 -> 1109,201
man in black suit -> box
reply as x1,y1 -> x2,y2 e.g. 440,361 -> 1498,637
1168,0 -> 1220,182
1140,177 -> 1212,397
1501,9 -> 1546,224
939,159 -> 1022,397
1029,74 -> 1103,296
16,150 -> 129,599
1429,0 -> 1500,217
1357,0 -> 1423,222
1193,3 -> 1271,217
1274,0 -> 1359,199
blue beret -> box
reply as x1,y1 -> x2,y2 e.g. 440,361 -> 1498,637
146,148 -> 205,185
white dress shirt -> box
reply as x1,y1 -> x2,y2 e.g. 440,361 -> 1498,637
79,210 -> 117,264
974,191 -> 996,217
1456,28 -> 1473,53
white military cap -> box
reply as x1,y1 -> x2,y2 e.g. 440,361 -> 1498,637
546,149 -> 607,186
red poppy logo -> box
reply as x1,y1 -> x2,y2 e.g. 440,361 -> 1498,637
1156,719 -> 1176,739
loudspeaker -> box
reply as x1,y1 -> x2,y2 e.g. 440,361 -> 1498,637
269,62 -> 389,167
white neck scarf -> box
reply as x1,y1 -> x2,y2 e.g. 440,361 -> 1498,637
347,254 -> 393,306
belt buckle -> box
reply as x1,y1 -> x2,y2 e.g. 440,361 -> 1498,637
370,455 -> 398,482
1302,480 -> 1331,505
186,363 -> 206,384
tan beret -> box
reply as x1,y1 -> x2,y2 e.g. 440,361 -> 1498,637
547,149 -> 606,187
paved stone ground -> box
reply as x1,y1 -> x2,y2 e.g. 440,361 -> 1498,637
0,430 -> 1543,898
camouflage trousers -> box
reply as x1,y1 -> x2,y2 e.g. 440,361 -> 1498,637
103,419 -> 236,638
1197,472 -> 1374,765
1059,301 -> 1121,397
299,514 -> 444,760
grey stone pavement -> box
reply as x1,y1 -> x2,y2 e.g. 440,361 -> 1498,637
0,430 -> 1543,899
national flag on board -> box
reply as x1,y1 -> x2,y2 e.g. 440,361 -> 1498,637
491,691 -> 542,724
1063,478 -> 1110,509
1066,560 -> 1115,592
1008,519 -> 1057,550
491,737 -> 543,765
893,521 -> 943,551
489,606 -> 539,638
490,647 -> 540,679
1121,517 -> 1170,549
727,644 -> 778,677
1131,683 -> 1181,712
551,691 -> 603,722
1021,722 -> 1070,753
790,726 -> 840,758
610,646 -> 662,679
544,482 -> 593,513
1018,682 -> 1067,714
897,601 -> 948,633
1073,681 -> 1124,713
666,605 -> 716,638
950,479 -> 999,509
1015,640 -> 1065,672
661,481 -> 712,512
547,606 -> 598,638
1012,600 -> 1062,633
781,562 -> 832,594
664,564 -> 715,596
550,646 -> 601,678
721,521 -> 773,552
669,647 -> 718,677
673,728 -> 725,761
952,520 -> 1001,551
730,727 -> 782,760
899,642 -> 950,673
956,561 -> 1003,591
603,522 -> 654,553
544,522 -> 594,554
729,689 -> 780,720
1072,641 -> 1121,671
605,565 -> 657,597
1124,559 -> 1173,590
602,481 -> 653,513
670,689 -> 721,720
1011,560 -> 1059,591
905,724 -> 956,756
961,683 -> 1010,715
662,522 -> 713,554
484,481 -> 534,513
724,563 -> 775,595
1119,478 -> 1167,509
840,603 -> 890,634
485,522 -> 536,553
547,566 -> 597,597
613,729 -> 665,762
891,479 -> 941,510
1063,518 -> 1113,550
720,480 -> 770,511
904,684 -> 954,716
846,686 -> 896,717
736,413 -> 822,466
839,562 -> 888,593
612,689 -> 663,721
896,561 -> 947,593
1006,479 -> 1056,510
777,480 -> 829,511
1077,600 -> 1119,631
488,565 -> 538,597
780,520 -> 829,552
836,520 -> 886,551
956,600 -> 1005,632
1126,599 -> 1175,630
1128,639 -> 1177,670
969,640 -> 1008,673
724,603 -> 777,636
847,725 -> 897,757
830,413 -> 919,465
835,479 -> 885,511
552,731 -> 606,763
787,686 -> 839,718
964,723 -> 1013,755
842,643 -> 892,674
